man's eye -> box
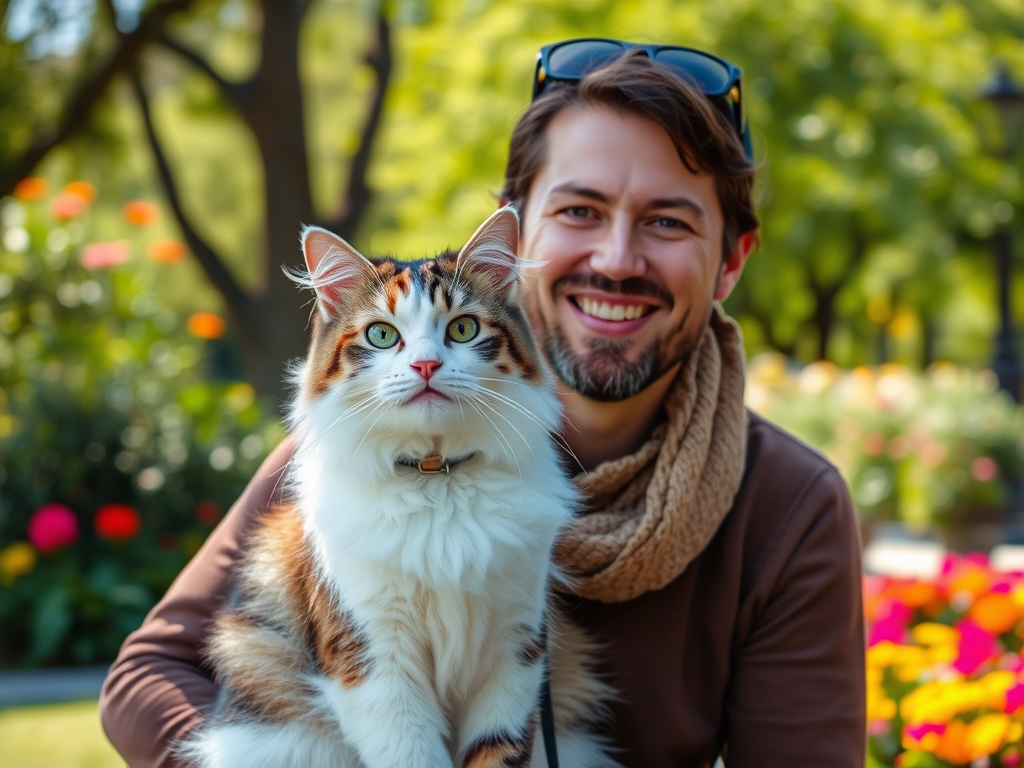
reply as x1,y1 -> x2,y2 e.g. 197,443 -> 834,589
562,206 -> 593,218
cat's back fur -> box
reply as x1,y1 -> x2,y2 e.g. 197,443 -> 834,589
179,209 -> 616,768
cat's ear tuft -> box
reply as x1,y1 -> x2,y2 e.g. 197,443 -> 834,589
456,206 -> 521,301
294,226 -> 375,319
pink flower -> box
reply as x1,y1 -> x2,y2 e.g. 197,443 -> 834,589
80,240 -> 130,269
869,600 -> 912,647
953,618 -> 999,675
27,504 -> 79,553
1006,683 -> 1024,713
972,456 -> 999,482
904,722 -> 946,741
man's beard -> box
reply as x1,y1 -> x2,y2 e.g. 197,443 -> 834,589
535,272 -> 704,402
543,329 -> 661,402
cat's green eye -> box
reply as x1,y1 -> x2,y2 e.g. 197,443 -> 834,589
366,322 -> 400,349
447,315 -> 479,343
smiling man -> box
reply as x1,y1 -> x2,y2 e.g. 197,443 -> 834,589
101,43 -> 865,768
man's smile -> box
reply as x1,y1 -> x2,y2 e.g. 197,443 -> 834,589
569,294 -> 658,322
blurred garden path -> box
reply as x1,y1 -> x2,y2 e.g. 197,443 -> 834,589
0,666 -> 107,708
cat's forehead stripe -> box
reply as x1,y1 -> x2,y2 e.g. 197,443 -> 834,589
385,269 -> 413,314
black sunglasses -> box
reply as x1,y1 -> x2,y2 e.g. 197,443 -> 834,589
533,38 -> 753,160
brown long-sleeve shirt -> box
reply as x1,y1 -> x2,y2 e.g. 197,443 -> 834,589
100,411 -> 866,767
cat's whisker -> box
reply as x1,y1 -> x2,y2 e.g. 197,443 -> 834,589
474,389 -> 586,475
296,391 -> 380,454
472,397 -> 536,460
466,399 -> 522,483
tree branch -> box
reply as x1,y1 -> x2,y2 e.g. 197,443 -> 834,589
745,303 -> 797,358
155,33 -> 254,118
326,11 -> 392,239
0,0 -> 197,197
129,69 -> 251,318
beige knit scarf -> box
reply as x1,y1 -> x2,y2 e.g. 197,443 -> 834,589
555,305 -> 748,603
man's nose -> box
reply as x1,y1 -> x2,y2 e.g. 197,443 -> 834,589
588,218 -> 646,281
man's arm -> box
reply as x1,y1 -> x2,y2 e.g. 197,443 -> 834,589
725,466 -> 867,766
100,435 -> 296,768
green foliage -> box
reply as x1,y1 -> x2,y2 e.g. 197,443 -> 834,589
0,192 -> 282,668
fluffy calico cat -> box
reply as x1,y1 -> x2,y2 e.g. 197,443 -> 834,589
179,208 -> 616,768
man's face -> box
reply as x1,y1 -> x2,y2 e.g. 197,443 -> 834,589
519,105 -> 742,402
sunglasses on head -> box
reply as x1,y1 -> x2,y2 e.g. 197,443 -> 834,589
532,37 -> 753,160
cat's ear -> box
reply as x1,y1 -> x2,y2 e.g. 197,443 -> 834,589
297,226 -> 376,320
456,206 -> 520,301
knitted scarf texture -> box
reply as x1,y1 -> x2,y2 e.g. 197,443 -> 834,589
555,305 -> 748,603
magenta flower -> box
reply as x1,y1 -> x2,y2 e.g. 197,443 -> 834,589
903,722 -> 946,741
868,600 -> 912,647
953,618 -> 998,675
1006,683 -> 1024,713
27,504 -> 79,553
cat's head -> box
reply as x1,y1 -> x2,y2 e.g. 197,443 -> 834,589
289,207 -> 560,470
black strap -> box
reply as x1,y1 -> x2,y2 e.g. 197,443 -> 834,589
541,651 -> 559,768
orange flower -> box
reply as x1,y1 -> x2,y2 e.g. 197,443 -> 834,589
188,312 -> 226,339
899,582 -> 940,609
948,564 -> 991,601
13,177 -> 47,201
50,193 -> 89,220
80,240 -> 131,269
147,239 -> 188,263
63,181 -> 96,202
122,200 -> 160,226
971,592 -> 1021,635
934,720 -> 972,764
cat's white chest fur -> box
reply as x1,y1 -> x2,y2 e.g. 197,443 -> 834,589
299,448 -> 574,594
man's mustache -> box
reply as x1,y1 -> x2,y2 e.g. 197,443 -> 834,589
552,273 -> 674,308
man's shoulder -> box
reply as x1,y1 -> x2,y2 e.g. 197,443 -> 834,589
740,409 -> 848,511
726,410 -> 856,576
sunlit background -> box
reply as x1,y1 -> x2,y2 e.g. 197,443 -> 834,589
1,0 -> 1023,765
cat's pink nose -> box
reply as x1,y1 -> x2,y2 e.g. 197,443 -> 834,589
410,359 -> 442,381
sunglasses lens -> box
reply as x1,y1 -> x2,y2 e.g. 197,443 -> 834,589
548,40 -> 627,79
652,49 -> 734,95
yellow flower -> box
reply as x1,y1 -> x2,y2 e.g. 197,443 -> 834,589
0,542 -> 37,582
912,623 -> 961,646
966,713 -> 1012,759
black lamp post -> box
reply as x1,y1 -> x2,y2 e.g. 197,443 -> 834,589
981,65 -> 1024,402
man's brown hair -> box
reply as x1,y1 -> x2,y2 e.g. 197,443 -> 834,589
501,50 -> 759,259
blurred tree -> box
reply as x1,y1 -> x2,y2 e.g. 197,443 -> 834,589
1,0 -> 391,404
3,0 -> 1023,394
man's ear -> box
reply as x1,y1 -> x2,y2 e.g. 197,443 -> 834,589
714,230 -> 757,302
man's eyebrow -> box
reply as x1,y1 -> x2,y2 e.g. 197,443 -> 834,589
646,197 -> 707,222
549,184 -> 610,202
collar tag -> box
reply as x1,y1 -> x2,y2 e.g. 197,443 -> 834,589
417,455 -> 447,474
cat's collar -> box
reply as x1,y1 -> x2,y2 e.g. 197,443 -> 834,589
394,453 -> 477,475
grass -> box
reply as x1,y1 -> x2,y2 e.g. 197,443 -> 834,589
0,700 -> 124,767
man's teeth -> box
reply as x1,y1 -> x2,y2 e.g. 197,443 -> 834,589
576,297 -> 648,321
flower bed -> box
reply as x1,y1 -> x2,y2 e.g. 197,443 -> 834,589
0,181 -> 282,667
747,354 -> 1024,532
867,554 -> 1024,767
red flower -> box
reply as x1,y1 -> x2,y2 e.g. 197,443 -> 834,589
27,504 -> 79,553
94,504 -> 142,540
195,500 -> 222,525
